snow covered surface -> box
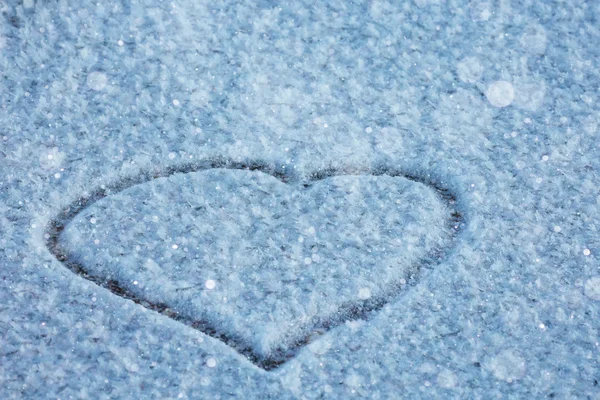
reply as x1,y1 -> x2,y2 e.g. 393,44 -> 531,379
60,167 -> 453,365
1,0 -> 600,398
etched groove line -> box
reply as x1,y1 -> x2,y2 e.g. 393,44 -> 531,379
45,157 -> 465,371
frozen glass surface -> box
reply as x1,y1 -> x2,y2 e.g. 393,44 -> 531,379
1,0 -> 599,398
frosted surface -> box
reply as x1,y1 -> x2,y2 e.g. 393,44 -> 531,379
2,0 -> 600,398
61,169 -> 450,359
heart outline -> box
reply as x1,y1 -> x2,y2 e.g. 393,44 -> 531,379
45,157 -> 464,370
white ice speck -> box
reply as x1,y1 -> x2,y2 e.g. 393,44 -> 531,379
515,160 -> 526,170
87,71 -> 108,91
90,217 -> 97,224
583,248 -> 591,256
345,373 -> 363,388
345,319 -> 365,333
457,56 -> 483,83
205,279 -> 216,290
117,40 -> 124,46
172,244 -> 178,249
304,257 -> 312,265
206,357 -> 217,368
553,226 -> 561,233
358,287 -> 371,300
469,1 -> 492,21
520,24 -> 547,54
584,277 -> 600,300
40,148 -> 65,170
514,81 -> 546,111
365,127 -> 373,133
172,99 -> 180,106
436,369 -> 458,388
168,152 -> 176,160
190,89 -> 210,107
489,349 -> 526,382
486,81 -> 515,108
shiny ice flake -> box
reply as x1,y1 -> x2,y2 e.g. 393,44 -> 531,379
584,248 -> 591,256
489,349 -> 526,382
520,24 -> 547,54
486,81 -> 515,108
190,89 -> 210,107
553,226 -> 561,233
469,1 -> 492,21
457,56 -> 483,83
358,287 -> 372,300
584,277 -> 600,300
87,71 -> 108,91
345,373 -> 363,388
345,319 -> 365,333
436,369 -> 458,388
90,217 -> 97,224
39,148 -> 65,170
514,81 -> 546,111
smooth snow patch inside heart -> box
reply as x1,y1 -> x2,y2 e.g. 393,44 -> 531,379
48,161 -> 462,370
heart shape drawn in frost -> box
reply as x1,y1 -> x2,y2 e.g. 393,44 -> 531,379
47,160 -> 462,370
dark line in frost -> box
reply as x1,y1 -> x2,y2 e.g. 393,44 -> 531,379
44,156 -> 465,371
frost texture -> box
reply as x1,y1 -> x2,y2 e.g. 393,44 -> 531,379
61,169 -> 450,357
2,0 -> 600,397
